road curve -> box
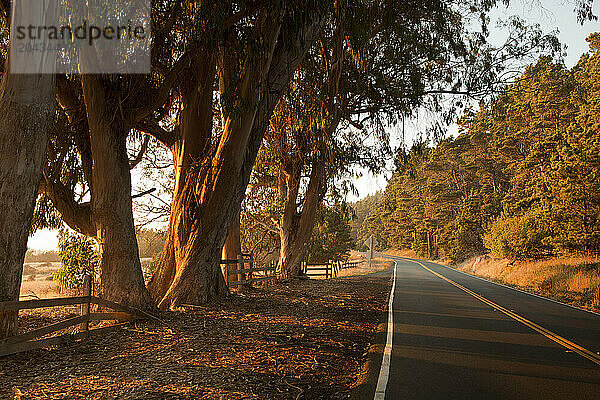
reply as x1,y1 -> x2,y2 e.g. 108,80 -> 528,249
362,256 -> 600,400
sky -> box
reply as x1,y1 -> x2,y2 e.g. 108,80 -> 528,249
28,1 -> 600,251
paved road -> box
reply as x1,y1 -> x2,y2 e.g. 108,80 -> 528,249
366,256 -> 600,400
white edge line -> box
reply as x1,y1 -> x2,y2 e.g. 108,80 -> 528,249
390,256 -> 600,318
374,261 -> 397,400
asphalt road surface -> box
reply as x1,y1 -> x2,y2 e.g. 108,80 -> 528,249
366,255 -> 600,400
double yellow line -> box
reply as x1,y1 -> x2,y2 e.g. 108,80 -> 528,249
407,259 -> 600,367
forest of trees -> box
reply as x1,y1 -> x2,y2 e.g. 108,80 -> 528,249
350,192 -> 382,250
361,34 -> 600,263
0,0 -> 594,339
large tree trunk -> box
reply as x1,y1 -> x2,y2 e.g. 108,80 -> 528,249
150,15 -> 324,309
149,19 -> 282,309
148,164 -> 230,307
82,76 -> 154,310
0,0 -> 56,337
222,209 -> 241,260
278,160 -> 326,278
0,72 -> 55,338
148,54 -> 229,307
278,227 -> 309,279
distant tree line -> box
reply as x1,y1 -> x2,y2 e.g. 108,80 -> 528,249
362,35 -> 600,262
350,192 -> 382,251
24,249 -> 60,263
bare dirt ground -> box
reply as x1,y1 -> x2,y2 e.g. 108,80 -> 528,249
1,271 -> 391,399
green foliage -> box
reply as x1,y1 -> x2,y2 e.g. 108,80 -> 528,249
362,36 -> 600,261
306,204 -> 355,263
484,209 -> 553,259
30,196 -> 63,234
53,229 -> 98,292
350,192 -> 382,251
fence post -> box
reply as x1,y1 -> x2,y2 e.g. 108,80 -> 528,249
80,275 -> 91,333
237,254 -> 243,284
223,261 -> 229,286
248,257 -> 254,286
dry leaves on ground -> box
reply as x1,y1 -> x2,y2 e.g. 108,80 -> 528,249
0,272 -> 391,399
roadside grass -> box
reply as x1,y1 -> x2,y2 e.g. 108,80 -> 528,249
335,256 -> 392,278
458,255 -> 600,312
383,248 -> 418,258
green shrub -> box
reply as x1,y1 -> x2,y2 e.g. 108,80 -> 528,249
484,209 -> 553,259
307,204 -> 355,263
53,229 -> 99,292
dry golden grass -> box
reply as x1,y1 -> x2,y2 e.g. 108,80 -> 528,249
458,255 -> 600,311
335,257 -> 392,277
19,262 -> 61,299
384,248 -> 418,258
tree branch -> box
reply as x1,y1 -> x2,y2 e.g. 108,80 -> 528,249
132,188 -> 156,199
135,119 -> 178,149
40,169 -> 95,237
128,50 -> 197,124
129,135 -> 150,169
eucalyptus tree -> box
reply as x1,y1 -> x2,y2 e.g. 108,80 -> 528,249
252,0 -> 564,277
0,1 -> 56,338
143,1 -> 329,308
39,74 -> 161,310
34,0 -> 194,310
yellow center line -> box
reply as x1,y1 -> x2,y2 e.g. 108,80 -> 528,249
405,258 -> 600,367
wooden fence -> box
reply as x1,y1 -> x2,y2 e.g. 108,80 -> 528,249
302,261 -> 334,279
339,260 -> 362,270
302,259 -> 364,278
0,276 -> 138,357
221,255 -> 277,287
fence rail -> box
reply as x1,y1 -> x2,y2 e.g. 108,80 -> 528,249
220,257 -> 365,284
302,261 -> 334,279
339,260 -> 362,270
0,276 -> 137,357
302,259 -> 364,278
220,255 -> 277,287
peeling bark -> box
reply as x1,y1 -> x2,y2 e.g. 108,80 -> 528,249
148,53 -> 228,307
43,75 -> 156,311
0,69 -> 55,337
150,14 -> 325,308
80,75 -> 155,310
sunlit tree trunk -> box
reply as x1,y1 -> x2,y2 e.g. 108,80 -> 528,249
278,160 -> 326,278
149,15 -> 324,309
0,0 -> 58,337
148,54 -> 229,307
0,70 -> 55,338
80,76 -> 155,310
